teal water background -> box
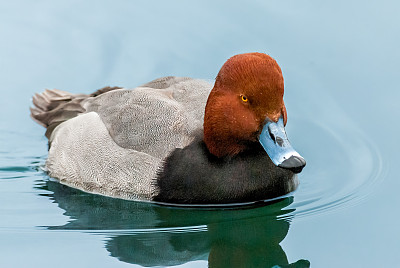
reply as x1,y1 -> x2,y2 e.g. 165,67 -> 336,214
1,0 -> 399,267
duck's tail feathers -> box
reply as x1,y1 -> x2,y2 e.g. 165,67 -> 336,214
31,86 -> 121,139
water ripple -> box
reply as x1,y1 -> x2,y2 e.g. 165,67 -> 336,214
285,113 -> 384,220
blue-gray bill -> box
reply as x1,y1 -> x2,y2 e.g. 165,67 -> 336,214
259,117 -> 306,173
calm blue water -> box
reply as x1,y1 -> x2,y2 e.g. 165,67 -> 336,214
1,0 -> 399,267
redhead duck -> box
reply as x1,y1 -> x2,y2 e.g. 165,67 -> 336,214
31,52 -> 305,204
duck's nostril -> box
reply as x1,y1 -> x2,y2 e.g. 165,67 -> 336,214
269,131 -> 276,142
268,123 -> 277,142
278,155 -> 306,174
275,136 -> 284,147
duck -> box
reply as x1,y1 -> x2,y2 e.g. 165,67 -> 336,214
30,52 -> 306,205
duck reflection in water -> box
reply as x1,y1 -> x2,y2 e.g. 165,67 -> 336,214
37,180 -> 310,268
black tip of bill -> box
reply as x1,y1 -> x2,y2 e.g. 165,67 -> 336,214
278,155 -> 306,174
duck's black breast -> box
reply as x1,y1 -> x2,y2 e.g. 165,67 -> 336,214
153,137 -> 297,204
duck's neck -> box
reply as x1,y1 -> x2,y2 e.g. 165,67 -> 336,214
203,90 -> 246,158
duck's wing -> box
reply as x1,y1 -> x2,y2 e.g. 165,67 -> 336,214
83,77 -> 212,159
33,77 -> 211,200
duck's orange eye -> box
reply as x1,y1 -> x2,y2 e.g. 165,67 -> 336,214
241,95 -> 248,103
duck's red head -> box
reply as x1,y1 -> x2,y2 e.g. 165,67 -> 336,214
204,53 -> 287,157
204,52 -> 305,173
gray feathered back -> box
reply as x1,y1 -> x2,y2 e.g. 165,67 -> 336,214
84,77 -> 212,159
